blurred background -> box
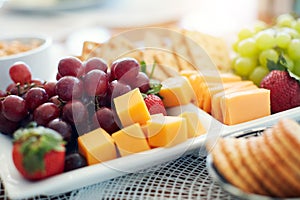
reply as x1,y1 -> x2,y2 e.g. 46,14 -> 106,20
0,0 -> 298,56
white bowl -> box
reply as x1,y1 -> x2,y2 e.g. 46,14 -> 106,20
0,35 -> 52,90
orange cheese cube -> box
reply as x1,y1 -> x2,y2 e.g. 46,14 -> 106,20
220,88 -> 271,125
78,128 -> 117,165
112,123 -> 151,157
147,115 -> 188,147
211,83 -> 257,121
179,112 -> 206,138
113,88 -> 150,127
159,76 -> 195,107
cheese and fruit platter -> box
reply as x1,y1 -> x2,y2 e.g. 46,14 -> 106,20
0,13 -> 300,199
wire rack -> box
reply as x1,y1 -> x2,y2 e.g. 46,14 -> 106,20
1,151 -> 236,200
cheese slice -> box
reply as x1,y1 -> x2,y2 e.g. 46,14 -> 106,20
147,115 -> 188,147
179,112 -> 206,138
113,88 -> 150,127
112,123 -> 151,157
78,128 -> 117,165
220,88 -> 271,125
159,76 -> 195,107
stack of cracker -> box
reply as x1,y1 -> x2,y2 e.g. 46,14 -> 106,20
210,118 -> 300,198
79,28 -> 231,82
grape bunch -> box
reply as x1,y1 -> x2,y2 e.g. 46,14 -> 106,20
0,56 -> 151,157
232,13 -> 300,85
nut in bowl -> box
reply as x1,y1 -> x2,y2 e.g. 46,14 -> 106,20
0,35 -> 52,90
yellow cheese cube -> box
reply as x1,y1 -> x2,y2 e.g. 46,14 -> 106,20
113,88 -> 150,127
159,76 -> 195,107
141,113 -> 164,138
112,123 -> 151,157
78,128 -> 117,165
220,88 -> 271,125
147,116 -> 188,147
179,112 -> 206,138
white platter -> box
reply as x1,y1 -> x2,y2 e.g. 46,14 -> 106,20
1,103 -> 300,199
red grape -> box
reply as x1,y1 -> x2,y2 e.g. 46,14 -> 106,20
62,100 -> 88,124
56,76 -> 83,101
47,118 -> 72,142
107,80 -> 131,101
92,107 -> 119,134
128,72 -> 150,93
0,111 -> 19,136
24,87 -> 48,111
0,90 -> 7,98
33,102 -> 60,126
64,153 -> 87,172
84,57 -> 108,73
9,62 -> 32,84
2,95 -> 28,122
58,57 -> 84,77
56,73 -> 62,81
44,81 -> 57,98
110,57 -> 140,80
83,69 -> 108,96
30,79 -> 44,87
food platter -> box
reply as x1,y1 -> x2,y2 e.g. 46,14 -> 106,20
0,102 -> 299,199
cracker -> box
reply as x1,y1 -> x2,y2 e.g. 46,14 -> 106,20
260,129 -> 300,197
236,138 -> 270,195
263,126 -> 300,197
212,139 -> 249,192
222,138 -> 260,194
247,136 -> 286,197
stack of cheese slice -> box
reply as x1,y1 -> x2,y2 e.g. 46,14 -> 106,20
210,118 -> 300,198
181,70 -> 271,125
77,88 -> 206,165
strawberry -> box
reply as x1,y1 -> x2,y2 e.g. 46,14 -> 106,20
12,123 -> 65,180
144,94 -> 167,115
260,70 -> 300,113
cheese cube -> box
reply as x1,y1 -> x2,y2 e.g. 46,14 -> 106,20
147,116 -> 188,147
78,128 -> 117,165
179,112 -> 206,138
211,84 -> 257,121
113,88 -> 150,127
112,123 -> 151,157
159,76 -> 195,107
220,88 -> 271,125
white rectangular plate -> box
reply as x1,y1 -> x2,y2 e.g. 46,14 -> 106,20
1,104 -> 300,199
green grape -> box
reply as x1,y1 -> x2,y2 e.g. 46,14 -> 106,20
237,38 -> 258,57
288,39 -> 300,60
238,27 -> 254,40
292,19 -> 300,33
281,27 -> 300,39
232,40 -> 239,52
276,13 -> 295,27
233,56 -> 257,77
255,30 -> 276,50
249,66 -> 270,86
259,49 -> 279,67
253,21 -> 267,33
293,60 -> 300,76
275,31 -> 291,48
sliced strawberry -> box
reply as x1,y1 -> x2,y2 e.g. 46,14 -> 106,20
144,94 -> 167,116
12,124 -> 65,180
